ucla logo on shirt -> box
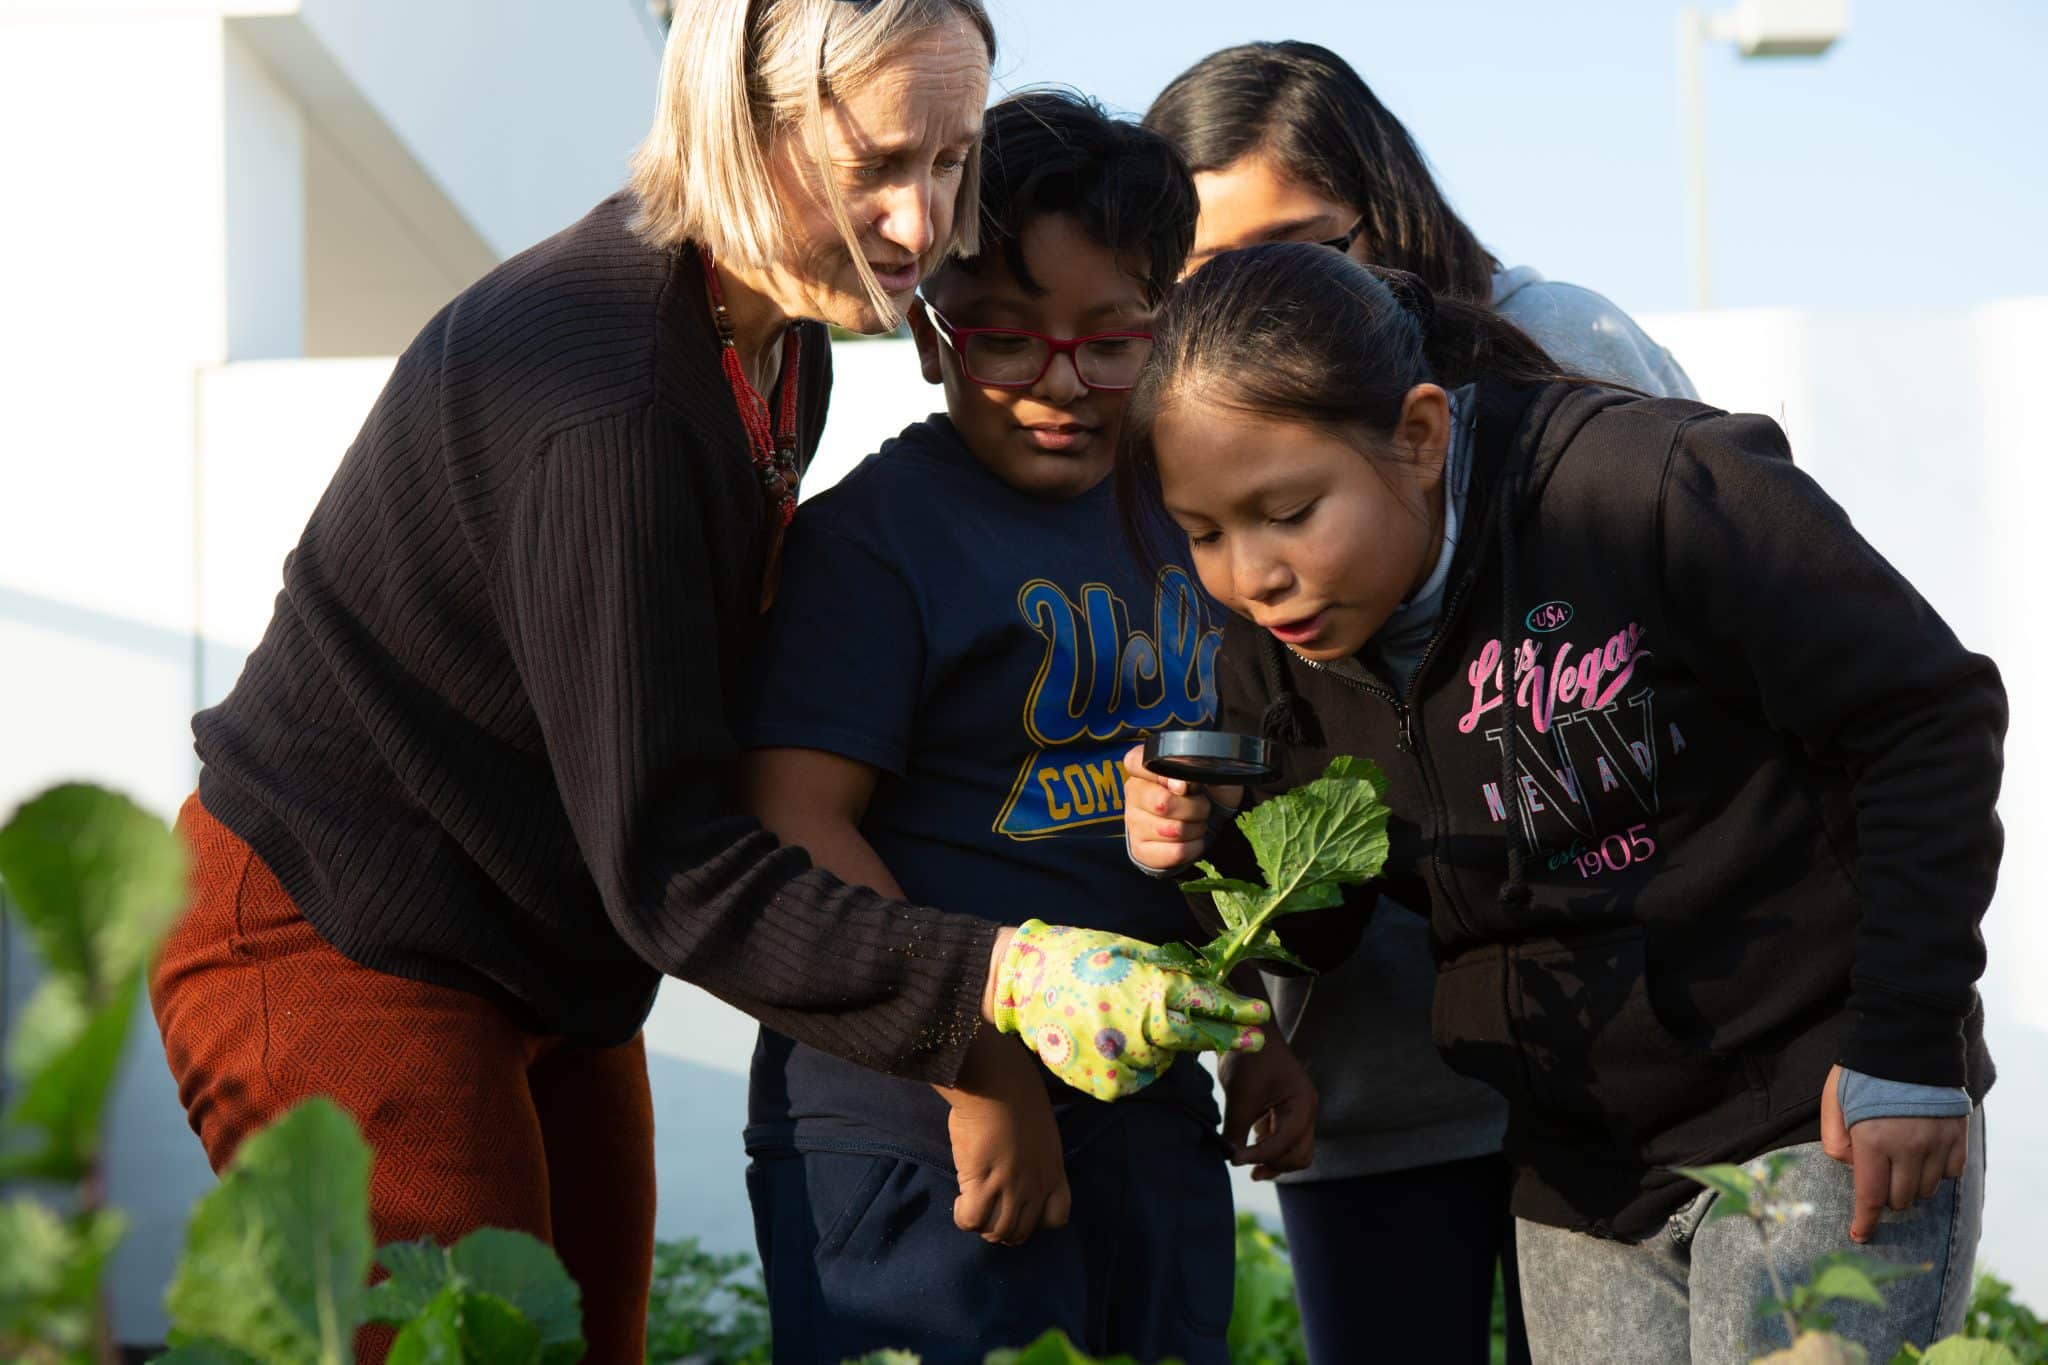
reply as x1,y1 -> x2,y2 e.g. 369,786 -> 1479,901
996,565 -> 1221,840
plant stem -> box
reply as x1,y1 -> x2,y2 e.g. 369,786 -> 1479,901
1757,1220 -> 1800,1347
82,1156 -> 118,1365
1209,866 -> 1314,980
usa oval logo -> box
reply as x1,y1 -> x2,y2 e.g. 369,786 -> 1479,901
1525,600 -> 1574,634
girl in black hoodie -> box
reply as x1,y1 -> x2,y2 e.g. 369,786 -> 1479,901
1118,243 -> 2003,1362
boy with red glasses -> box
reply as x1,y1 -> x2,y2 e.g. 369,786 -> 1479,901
736,91 -> 1318,1362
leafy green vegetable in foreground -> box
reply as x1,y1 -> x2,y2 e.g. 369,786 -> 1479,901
161,1098 -> 584,1365
1166,755 -> 1391,981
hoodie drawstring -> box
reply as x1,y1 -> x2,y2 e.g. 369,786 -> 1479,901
1496,452 -> 1533,916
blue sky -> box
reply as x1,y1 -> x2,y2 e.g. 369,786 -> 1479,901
974,0 -> 2047,317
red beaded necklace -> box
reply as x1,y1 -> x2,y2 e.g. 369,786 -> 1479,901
701,249 -> 803,527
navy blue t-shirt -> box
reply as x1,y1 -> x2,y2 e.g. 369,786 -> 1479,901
741,416 -> 1224,1166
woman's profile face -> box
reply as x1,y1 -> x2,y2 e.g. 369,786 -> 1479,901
1185,154 -> 1364,278
764,14 -> 990,333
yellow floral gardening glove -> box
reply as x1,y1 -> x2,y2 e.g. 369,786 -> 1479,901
991,920 -> 1268,1101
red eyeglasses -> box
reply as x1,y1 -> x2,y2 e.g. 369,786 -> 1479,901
924,304 -> 1155,391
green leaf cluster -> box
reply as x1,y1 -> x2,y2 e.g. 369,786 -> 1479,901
982,1328 -> 1163,1364
1174,757 -> 1391,980
162,1098 -> 584,1365
646,1236 -> 770,1364
1962,1273 -> 2048,1363
1228,1213 -> 1307,1365
1679,1164 -> 2038,1365
1754,1253 -> 1931,1337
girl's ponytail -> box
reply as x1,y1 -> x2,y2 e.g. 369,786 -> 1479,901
1355,261 -> 1571,393
1116,243 -> 1583,569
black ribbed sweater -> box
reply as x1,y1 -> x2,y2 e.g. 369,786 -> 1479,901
194,193 -> 998,1081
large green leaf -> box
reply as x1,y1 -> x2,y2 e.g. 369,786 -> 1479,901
1195,758 -> 1391,979
165,1098 -> 373,1365
1236,756 -> 1390,893
384,1285 -> 546,1365
0,784 -> 185,999
364,1241 -> 453,1326
364,1230 -> 580,1364
453,1292 -> 542,1363
447,1228 -> 582,1363
0,785 -> 185,1174
385,1286 -> 465,1365
4,972 -> 146,1177
1807,1251 -> 1927,1310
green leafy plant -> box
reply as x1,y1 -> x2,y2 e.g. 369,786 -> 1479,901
644,1236 -> 770,1364
1678,1159 -> 2024,1365
845,1330 -> 1161,1364
983,1330 -> 1159,1364
1161,757 -> 1391,981
1229,1212 -> 1307,1365
157,1095 -> 586,1364
0,783 -> 588,1364
0,784 -> 187,1363
1961,1274 -> 2048,1363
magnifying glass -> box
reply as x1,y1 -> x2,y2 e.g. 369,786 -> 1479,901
1142,730 -> 1280,786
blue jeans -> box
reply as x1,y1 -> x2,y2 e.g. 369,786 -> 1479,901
1515,1109 -> 1986,1364
747,1103 -> 1234,1365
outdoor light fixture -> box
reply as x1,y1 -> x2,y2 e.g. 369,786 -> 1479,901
1679,0 -> 1849,306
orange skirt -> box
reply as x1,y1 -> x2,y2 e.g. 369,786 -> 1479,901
151,792 -> 655,1364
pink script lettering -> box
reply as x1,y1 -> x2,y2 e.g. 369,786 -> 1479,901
1457,622 -> 1649,735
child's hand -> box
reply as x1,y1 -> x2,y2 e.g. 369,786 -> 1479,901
942,1030 -> 1071,1246
1820,1063 -> 1970,1243
1220,1031 -> 1318,1180
1121,744 -> 1241,872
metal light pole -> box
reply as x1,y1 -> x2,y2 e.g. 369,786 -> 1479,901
1678,0 -> 1849,309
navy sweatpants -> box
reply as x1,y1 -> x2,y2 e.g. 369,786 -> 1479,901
747,1103 -> 1235,1365
1276,1152 -> 1531,1365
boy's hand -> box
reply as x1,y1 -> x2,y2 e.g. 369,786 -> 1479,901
1122,744 -> 1240,873
1820,1063 -> 1969,1243
942,1029 -> 1071,1246
1220,1032 -> 1318,1180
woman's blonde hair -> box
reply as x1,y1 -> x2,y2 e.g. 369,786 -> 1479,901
629,0 -> 995,323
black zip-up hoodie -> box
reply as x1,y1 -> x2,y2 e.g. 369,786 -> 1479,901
1203,378 -> 2004,1237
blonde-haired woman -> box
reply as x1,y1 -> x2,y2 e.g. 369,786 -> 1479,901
150,2 -> 1268,1359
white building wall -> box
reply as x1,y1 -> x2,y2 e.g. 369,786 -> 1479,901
224,29 -> 306,360
0,6 -> 223,822
0,10 -> 232,1343
288,0 -> 659,260
0,1 -> 657,1340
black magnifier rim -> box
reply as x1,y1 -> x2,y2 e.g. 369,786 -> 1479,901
1143,730 -> 1278,785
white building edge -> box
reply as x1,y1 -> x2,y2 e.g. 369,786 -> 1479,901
1,0 -> 2043,1346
